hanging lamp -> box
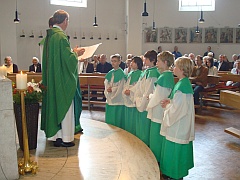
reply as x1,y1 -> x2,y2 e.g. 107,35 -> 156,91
152,0 -> 156,31
142,0 -> 148,16
14,0 -> 20,23
199,10 -> 204,23
93,0 -> 98,27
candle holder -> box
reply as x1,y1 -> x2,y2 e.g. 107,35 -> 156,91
17,89 -> 38,175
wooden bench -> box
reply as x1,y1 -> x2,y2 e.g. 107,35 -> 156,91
7,73 -> 106,110
79,75 -> 106,110
7,72 -> 42,83
224,127 -> 240,139
220,90 -> 240,138
199,74 -> 240,107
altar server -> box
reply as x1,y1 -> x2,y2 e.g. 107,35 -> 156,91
146,51 -> 175,164
160,57 -> 195,180
105,54 -> 126,128
134,50 -> 160,146
122,56 -> 143,135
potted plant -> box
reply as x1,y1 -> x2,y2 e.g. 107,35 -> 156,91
13,81 -> 44,150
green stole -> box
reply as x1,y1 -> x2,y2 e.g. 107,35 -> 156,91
146,66 -> 160,79
139,66 -> 160,80
154,71 -> 175,89
169,77 -> 193,99
105,68 -> 125,83
127,70 -> 142,85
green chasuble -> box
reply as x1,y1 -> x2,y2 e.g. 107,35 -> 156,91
39,38 -> 45,46
169,77 -> 193,99
41,27 -> 82,138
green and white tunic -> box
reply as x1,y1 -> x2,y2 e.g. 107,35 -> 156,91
134,66 -> 160,146
146,71 -> 174,163
160,77 -> 195,179
122,70 -> 142,135
105,68 -> 126,128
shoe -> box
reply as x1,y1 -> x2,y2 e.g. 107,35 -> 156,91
74,128 -> 83,135
61,142 -> 75,147
53,138 -> 63,147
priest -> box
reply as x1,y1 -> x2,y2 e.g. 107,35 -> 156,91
41,10 -> 85,147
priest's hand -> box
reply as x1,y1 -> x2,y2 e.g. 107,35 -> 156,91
73,46 -> 85,56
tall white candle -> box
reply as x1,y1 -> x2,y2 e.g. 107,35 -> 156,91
16,71 -> 27,89
0,65 -> 6,79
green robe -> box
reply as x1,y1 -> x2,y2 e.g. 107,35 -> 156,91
124,70 -> 142,135
41,27 -> 82,138
150,71 -> 175,164
105,68 -> 125,128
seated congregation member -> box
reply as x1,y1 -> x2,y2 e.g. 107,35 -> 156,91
29,57 -> 41,72
202,56 -> 208,67
172,46 -> 182,59
231,54 -> 238,69
188,53 -> 195,65
82,58 -> 94,73
207,57 -> 218,76
134,50 -> 160,146
160,57 -> 195,180
104,54 -> 126,128
122,56 -> 143,135
91,54 -> 99,72
217,54 -> 230,71
146,51 -> 175,166
123,59 -> 132,75
203,45 -> 214,58
96,54 -> 112,73
191,55 -> 208,105
226,60 -> 240,87
4,56 -> 18,73
118,54 -> 126,71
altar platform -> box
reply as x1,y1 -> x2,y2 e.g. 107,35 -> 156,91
17,117 -> 160,180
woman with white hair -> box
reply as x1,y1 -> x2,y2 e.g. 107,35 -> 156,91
29,57 -> 41,72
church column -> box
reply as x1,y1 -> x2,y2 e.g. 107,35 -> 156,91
125,0 -> 143,56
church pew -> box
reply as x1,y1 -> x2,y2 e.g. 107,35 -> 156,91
220,90 -> 240,138
79,75 -> 105,110
7,73 -> 106,110
199,74 -> 240,107
80,73 -> 106,77
7,73 -> 42,84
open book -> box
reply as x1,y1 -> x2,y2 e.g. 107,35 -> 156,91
78,43 -> 102,60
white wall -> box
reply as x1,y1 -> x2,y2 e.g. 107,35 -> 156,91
1,0 -> 240,70
0,0 -> 17,65
142,0 -> 240,59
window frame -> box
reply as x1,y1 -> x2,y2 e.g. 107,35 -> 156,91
50,0 -> 87,8
179,0 -> 215,11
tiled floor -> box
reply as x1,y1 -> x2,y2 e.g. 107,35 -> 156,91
17,104 -> 240,180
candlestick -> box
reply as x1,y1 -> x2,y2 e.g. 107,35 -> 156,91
18,89 -> 38,175
16,71 -> 27,89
